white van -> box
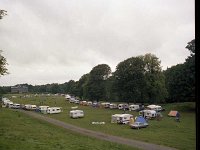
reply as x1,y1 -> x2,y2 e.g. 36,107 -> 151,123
70,110 -> 84,118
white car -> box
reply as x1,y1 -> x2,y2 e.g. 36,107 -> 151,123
130,122 -> 148,129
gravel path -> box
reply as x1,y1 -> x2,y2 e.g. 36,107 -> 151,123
17,110 -> 177,150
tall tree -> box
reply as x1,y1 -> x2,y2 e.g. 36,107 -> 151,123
114,56 -> 146,103
0,10 -> 7,19
164,39 -> 195,102
77,73 -> 89,99
185,39 -> 195,101
0,50 -> 8,76
86,64 -> 111,101
143,53 -> 168,103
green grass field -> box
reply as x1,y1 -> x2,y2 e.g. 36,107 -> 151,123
0,108 -> 138,150
2,94 -> 196,150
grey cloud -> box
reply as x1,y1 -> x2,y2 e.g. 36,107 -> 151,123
0,0 -> 195,86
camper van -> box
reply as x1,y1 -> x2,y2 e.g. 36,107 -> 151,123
139,110 -> 157,119
113,114 -> 133,124
70,110 -> 84,118
129,104 -> 140,111
47,107 -> 62,114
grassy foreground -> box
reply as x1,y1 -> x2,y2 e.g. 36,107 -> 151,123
0,108 -> 139,150
5,94 -> 196,150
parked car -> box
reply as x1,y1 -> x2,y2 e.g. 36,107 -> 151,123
130,122 -> 148,129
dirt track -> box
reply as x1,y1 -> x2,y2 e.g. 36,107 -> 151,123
17,109 -> 177,150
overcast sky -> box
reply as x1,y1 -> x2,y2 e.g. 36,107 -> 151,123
0,0 -> 195,86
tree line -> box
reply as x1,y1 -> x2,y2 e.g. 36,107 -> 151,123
0,39 -> 195,104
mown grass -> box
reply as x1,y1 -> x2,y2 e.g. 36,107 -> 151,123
5,94 -> 196,150
0,108 -> 139,150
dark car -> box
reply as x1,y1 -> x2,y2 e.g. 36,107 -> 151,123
130,122 -> 148,129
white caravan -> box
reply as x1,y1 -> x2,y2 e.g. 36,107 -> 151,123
147,105 -> 163,112
2,99 -> 11,107
12,103 -> 21,109
129,104 -> 140,111
70,110 -> 84,118
111,114 -> 133,124
87,101 -> 92,106
24,104 -> 37,110
110,103 -> 118,109
118,104 -> 124,109
47,107 -> 62,114
118,104 -> 129,110
101,102 -> 110,108
111,114 -> 122,123
139,110 -> 157,119
39,106 -> 49,114
117,114 -> 133,124
69,97 -> 76,103
65,94 -> 71,100
7,101 -> 14,108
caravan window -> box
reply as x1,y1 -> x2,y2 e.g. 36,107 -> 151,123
52,109 -> 55,111
57,109 -> 60,111
152,114 -> 154,116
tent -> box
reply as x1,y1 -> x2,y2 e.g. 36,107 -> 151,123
168,110 -> 179,117
135,116 -> 147,124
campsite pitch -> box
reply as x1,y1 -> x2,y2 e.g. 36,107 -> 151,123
5,94 -> 196,150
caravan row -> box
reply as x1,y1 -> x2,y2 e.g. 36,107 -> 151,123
1,98 -> 19,109
65,94 -> 164,112
1,98 -> 62,114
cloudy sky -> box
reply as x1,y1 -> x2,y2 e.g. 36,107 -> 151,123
0,0 -> 195,86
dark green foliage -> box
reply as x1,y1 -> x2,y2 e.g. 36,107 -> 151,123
114,56 -> 146,103
0,50 -> 8,76
113,54 -> 167,104
85,64 -> 111,101
0,10 -> 7,19
164,39 -> 195,102
143,53 -> 168,103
